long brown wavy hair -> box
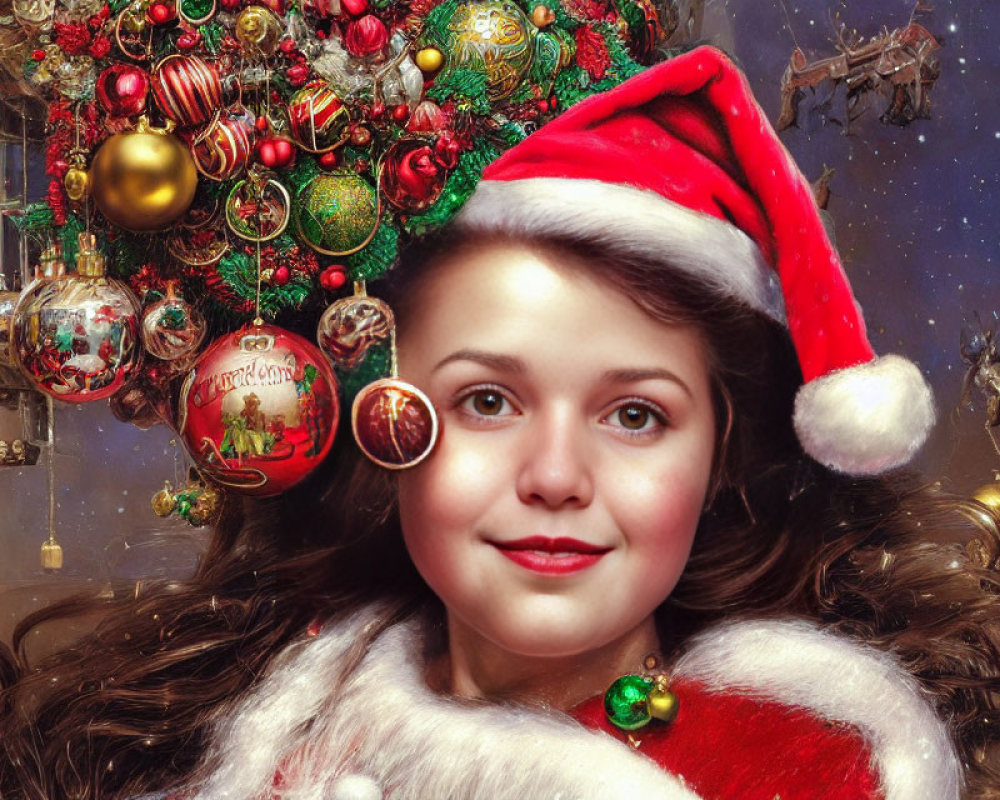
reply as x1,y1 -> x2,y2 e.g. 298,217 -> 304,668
3,230 -> 1000,799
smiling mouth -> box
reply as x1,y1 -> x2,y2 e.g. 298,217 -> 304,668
489,536 -> 612,575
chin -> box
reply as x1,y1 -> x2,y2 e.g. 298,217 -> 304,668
479,612 -> 618,659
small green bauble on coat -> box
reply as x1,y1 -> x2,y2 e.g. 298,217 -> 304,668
604,674 -> 654,731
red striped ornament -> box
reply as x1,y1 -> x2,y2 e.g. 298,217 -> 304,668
192,107 -> 255,181
288,81 -> 348,153
151,55 -> 223,128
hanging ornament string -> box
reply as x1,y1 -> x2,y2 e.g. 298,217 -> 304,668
40,395 -> 63,570
254,239 -> 263,327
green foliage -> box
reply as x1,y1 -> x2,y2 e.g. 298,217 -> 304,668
216,249 -> 313,319
344,218 -> 399,281
426,69 -> 491,116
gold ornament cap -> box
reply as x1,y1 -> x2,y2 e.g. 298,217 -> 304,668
41,538 -> 64,570
36,242 -> 66,280
75,233 -> 107,277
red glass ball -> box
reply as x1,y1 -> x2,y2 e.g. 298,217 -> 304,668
96,64 -> 149,117
179,324 -> 339,495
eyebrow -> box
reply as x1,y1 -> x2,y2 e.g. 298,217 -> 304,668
433,350 -> 693,398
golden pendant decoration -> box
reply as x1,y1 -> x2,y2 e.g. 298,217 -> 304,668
89,115 -> 198,231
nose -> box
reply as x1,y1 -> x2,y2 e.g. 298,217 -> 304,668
515,408 -> 594,509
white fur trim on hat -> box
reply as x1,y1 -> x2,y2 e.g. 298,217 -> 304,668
793,354 -> 936,475
454,178 -> 787,323
675,618 -> 961,800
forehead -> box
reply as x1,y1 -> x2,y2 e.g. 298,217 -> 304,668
397,240 -> 712,385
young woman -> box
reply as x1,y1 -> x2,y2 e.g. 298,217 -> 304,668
3,47 -> 1000,800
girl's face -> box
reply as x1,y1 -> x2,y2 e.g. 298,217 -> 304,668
396,241 -> 716,658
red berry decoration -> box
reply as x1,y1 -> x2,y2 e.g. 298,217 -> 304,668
272,265 -> 290,286
177,30 -> 202,49
287,63 -> 309,86
254,115 -> 269,132
256,136 -> 296,168
369,101 -> 385,120
32,49 -> 45,60
349,125 -> 371,147
319,266 -> 347,291
279,37 -> 297,54
340,0 -> 367,14
318,150 -> 339,169
179,324 -> 339,496
391,104 -> 409,123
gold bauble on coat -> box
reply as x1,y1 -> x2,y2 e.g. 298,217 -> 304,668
89,116 -> 197,231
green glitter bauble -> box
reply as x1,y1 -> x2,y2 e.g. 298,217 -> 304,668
604,674 -> 653,731
294,173 -> 380,256
179,0 -> 213,22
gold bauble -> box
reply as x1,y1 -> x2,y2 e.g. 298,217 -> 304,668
531,4 -> 554,26
646,688 -> 679,724
415,46 -> 444,73
64,167 -> 89,202
972,482 -> 1000,512
235,6 -> 283,57
89,117 -> 197,231
151,483 -> 176,516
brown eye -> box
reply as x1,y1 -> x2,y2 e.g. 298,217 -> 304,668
472,391 -> 504,415
617,405 -> 650,430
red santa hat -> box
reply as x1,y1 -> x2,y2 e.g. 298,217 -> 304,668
453,46 -> 934,476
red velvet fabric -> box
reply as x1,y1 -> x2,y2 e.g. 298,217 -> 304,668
482,47 -> 876,382
572,677 -> 884,800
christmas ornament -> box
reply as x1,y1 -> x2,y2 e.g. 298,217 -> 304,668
141,283 -> 207,361
350,299 -> 437,469
96,63 -> 149,117
167,223 -> 231,267
12,0 -> 55,28
113,4 -> 152,61
604,655 -> 678,732
256,136 -> 296,169
177,0 -> 215,26
381,138 -> 449,212
0,291 -> 19,367
225,169 -> 291,241
234,5 -> 283,58
192,106 -> 256,181
63,150 -> 90,202
287,81 -> 348,153
90,116 -> 198,231
13,233 -> 142,403
444,1 -> 536,100
147,1 -> 175,25
294,172 -> 379,256
414,47 -> 443,73
317,283 -> 393,369
151,54 -> 223,127
352,378 -> 436,469
344,14 -> 388,58
151,471 -> 221,526
178,323 -> 339,495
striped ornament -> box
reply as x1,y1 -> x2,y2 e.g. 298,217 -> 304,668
288,81 -> 347,153
192,109 -> 255,181
152,55 -> 223,128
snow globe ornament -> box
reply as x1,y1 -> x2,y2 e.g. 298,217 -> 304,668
12,234 -> 142,403
178,323 -> 339,495
141,282 -> 207,361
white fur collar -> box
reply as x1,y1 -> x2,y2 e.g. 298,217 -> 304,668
189,607 -> 959,800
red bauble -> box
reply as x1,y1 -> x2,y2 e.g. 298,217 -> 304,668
96,64 -> 149,117
256,136 -> 296,168
272,265 -> 290,285
318,150 -> 339,169
151,54 -> 223,127
345,15 -> 388,57
178,324 -> 339,496
147,2 -> 175,24
380,138 -> 448,212
341,0 -> 368,14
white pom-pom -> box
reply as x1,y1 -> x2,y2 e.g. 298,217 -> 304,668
330,774 -> 383,800
793,355 -> 935,475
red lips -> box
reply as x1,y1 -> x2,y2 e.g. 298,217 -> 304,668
490,536 -> 611,575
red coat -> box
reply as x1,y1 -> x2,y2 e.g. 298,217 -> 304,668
170,610 -> 958,800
